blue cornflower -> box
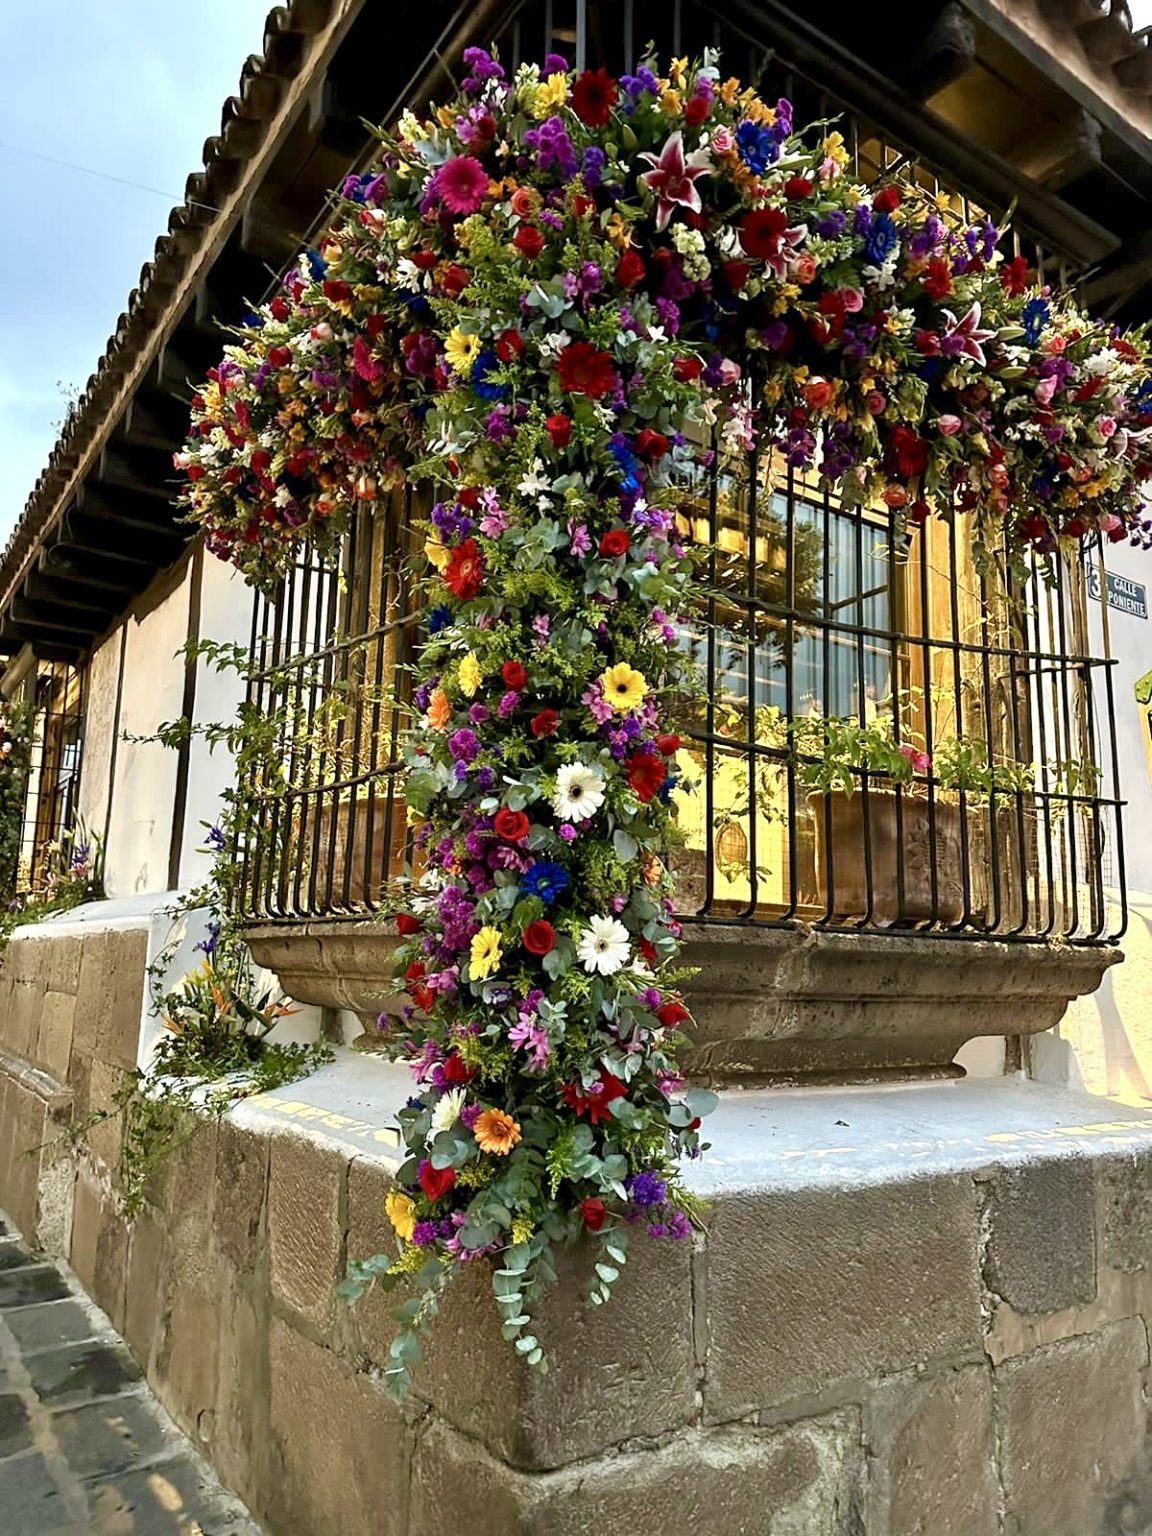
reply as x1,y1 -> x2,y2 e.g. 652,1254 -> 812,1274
241,312 -> 263,329
863,213 -> 898,266
521,862 -> 570,904
735,119 -> 776,174
305,247 -> 327,281
428,606 -> 453,635
471,349 -> 507,401
1022,297 -> 1050,348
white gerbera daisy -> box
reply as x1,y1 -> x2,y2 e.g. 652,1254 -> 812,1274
430,1086 -> 466,1135
551,763 -> 606,823
577,915 -> 632,976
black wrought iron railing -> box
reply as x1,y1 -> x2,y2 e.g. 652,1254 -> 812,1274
13,660 -> 86,896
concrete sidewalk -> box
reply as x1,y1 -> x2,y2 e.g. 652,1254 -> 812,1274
0,1210 -> 259,1535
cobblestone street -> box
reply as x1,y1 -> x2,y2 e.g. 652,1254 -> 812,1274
0,1211 -> 260,1535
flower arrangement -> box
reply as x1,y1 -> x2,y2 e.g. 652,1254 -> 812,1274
0,700 -> 33,899
175,46 -> 1152,1396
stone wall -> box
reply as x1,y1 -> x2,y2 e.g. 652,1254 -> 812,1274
3,922 -> 1152,1534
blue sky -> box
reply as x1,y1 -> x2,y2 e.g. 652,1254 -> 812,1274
0,1 -> 273,539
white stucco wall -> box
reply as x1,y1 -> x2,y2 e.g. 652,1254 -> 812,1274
76,627 -> 121,847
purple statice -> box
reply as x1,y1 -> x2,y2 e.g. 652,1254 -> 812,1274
497,690 -> 519,719
411,1221 -> 439,1248
581,146 -> 607,189
820,422 -> 860,480
814,209 -> 846,239
648,1211 -> 693,1239
476,766 -> 495,792
619,66 -> 659,105
564,261 -> 603,305
448,728 -> 480,764
781,425 -> 816,468
485,407 -> 514,445
431,499 -> 473,541
459,1102 -> 483,1130
759,320 -> 792,353
650,606 -> 678,645
523,116 -> 578,180
625,1171 -> 668,1208
413,677 -> 437,713
437,885 -> 480,955
907,215 -> 944,260
654,296 -> 681,336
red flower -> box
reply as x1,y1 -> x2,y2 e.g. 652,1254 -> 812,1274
561,1070 -> 627,1125
656,1000 -> 689,1028
784,175 -> 814,201
441,264 -> 470,296
501,660 -> 527,690
531,709 -> 559,738
514,224 -> 544,260
616,248 -> 645,289
999,255 -> 1032,296
323,279 -> 352,303
921,258 -> 953,301
269,296 -> 290,321
411,249 -> 437,270
545,414 -> 572,449
655,734 -> 682,756
637,937 -> 658,967
442,1053 -> 474,1084
739,207 -> 789,259
672,357 -> 702,384
634,428 -> 669,460
570,68 -> 618,127
444,539 -> 484,599
579,1197 -> 607,1231
395,913 -> 421,936
406,962 -> 435,1013
886,425 -> 929,479
522,920 -> 556,956
873,185 -> 902,214
493,808 -> 530,842
626,753 -> 667,803
419,1162 -> 456,1202
556,342 -> 616,400
495,329 -> 524,362
267,346 -> 292,369
722,260 -> 750,291
683,95 -> 710,127
599,529 -> 630,558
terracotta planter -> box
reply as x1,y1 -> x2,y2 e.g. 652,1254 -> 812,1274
301,787 -> 408,911
808,790 -> 966,926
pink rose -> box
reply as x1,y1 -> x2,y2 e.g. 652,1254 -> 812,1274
935,414 -> 962,437
865,391 -> 887,416
1034,377 -> 1058,406
839,288 -> 864,313
1097,416 -> 1117,438
710,127 -> 734,155
898,744 -> 931,775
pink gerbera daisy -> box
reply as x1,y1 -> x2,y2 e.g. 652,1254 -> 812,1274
437,155 -> 489,215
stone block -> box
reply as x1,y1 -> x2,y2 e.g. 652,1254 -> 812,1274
5,978 -> 44,1061
85,1058 -> 132,1178
215,1118 -> 269,1273
212,1276 -> 270,1496
69,1168 -> 128,1328
267,1132 -> 346,1330
73,931 -> 112,1059
5,1081 -> 49,1239
264,1317 -> 408,1536
93,928 -> 148,1071
983,1158 -> 1096,1315
866,1365 -> 998,1535
123,1209 -> 166,1371
1097,1149 -> 1152,1275
160,1118 -> 218,1294
154,1282 -> 222,1444
704,1176 -> 982,1421
35,990 -> 75,1083
42,933 -> 82,995
410,1411 -> 865,1536
996,1318 -> 1148,1535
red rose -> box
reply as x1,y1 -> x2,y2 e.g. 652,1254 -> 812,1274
579,1197 -> 607,1231
322,279 -> 352,303
671,357 -> 702,384
514,224 -> 544,260
626,752 -> 667,803
531,709 -> 559,738
556,342 -> 615,400
442,1053 -> 474,1084
873,185 -> 901,214
683,95 -> 710,127
269,297 -> 290,321
655,734 -> 682,756
545,414 -> 572,449
634,428 -> 669,460
493,808 -> 530,842
522,920 -> 556,956
739,207 -> 789,259
419,1162 -> 456,1201
411,249 -> 438,270
495,328 -> 524,362
441,264 -> 470,296
444,538 -> 484,600
395,913 -> 421,936
722,260 -> 750,291
656,1000 -> 689,1028
616,247 -> 645,289
501,660 -> 527,690
784,175 -> 814,200
366,314 -> 386,338
599,529 -> 630,558
267,346 -> 292,369
570,68 -> 617,127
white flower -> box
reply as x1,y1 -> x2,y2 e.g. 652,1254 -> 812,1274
577,915 -> 632,976
537,332 -> 570,361
518,458 -> 551,498
430,1087 -> 466,1134
551,763 -> 606,823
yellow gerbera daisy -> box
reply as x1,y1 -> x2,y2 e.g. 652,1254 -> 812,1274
532,73 -> 568,118
600,662 -> 647,714
457,652 -> 482,698
444,328 -> 481,376
425,535 -> 450,572
385,1190 -> 416,1241
470,926 -> 502,981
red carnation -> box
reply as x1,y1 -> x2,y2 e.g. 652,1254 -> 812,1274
570,68 -> 618,127
323,279 -> 352,303
522,920 -> 556,957
739,207 -> 789,259
442,1053 -> 474,1084
873,185 -> 902,214
457,487 -> 481,509
626,752 -> 667,803
250,449 -> 271,475
921,258 -> 953,300
655,734 -> 682,756
784,175 -> 814,200
366,314 -> 387,338
599,529 -> 630,558
616,248 -> 645,289
493,808 -> 531,842
444,539 -> 484,600
545,414 -> 572,449
495,328 -> 524,362
683,95 -> 710,127
656,1000 -> 689,1028
419,1162 -> 456,1202
722,260 -> 750,291
886,425 -> 929,479
579,1197 -> 607,1231
514,224 -> 544,260
531,709 -> 559,738
561,1069 -> 627,1125
556,342 -> 616,400
501,660 -> 527,690
672,357 -> 702,383
441,264 -> 470,296
637,937 -> 658,967
395,913 -> 421,936
999,255 -> 1032,296
269,297 -> 290,321
634,428 -> 669,460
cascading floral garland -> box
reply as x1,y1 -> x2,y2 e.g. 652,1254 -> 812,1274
176,48 -> 1152,1395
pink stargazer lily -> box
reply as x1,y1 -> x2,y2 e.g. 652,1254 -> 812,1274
638,132 -> 712,232
940,303 -> 995,367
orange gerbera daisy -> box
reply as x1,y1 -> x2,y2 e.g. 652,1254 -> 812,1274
427,687 -> 451,730
473,1109 -> 522,1156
